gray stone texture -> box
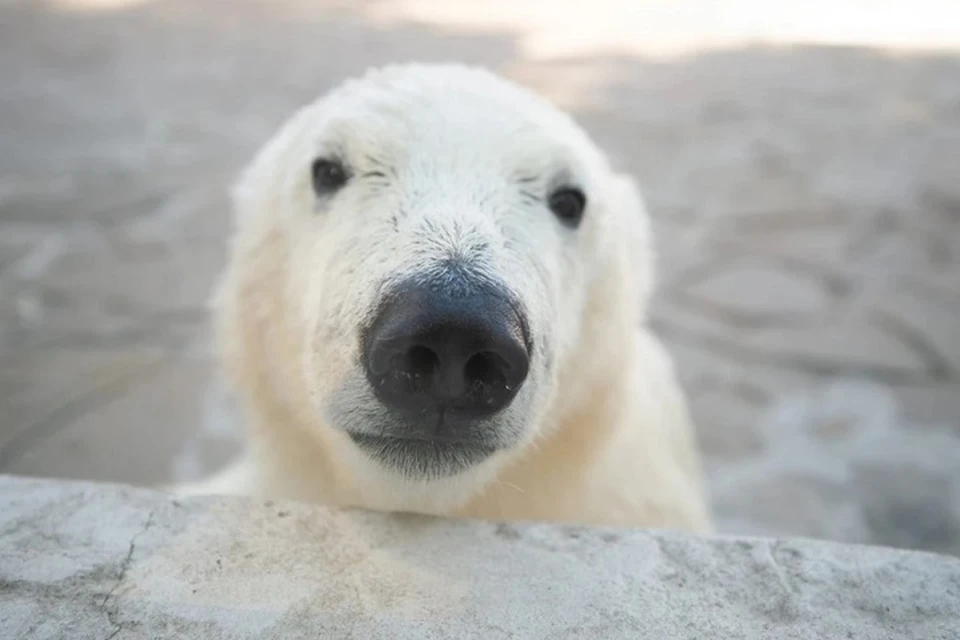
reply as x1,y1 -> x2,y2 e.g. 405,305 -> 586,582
1,0 -> 959,555
2,475 -> 959,639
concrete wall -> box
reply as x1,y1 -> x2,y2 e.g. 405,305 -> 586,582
2,475 -> 957,639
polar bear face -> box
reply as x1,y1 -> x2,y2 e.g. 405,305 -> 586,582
228,64 -> 652,505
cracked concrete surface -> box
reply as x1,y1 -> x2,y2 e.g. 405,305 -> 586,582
2,475 -> 959,639
1,0 -> 959,555
99,507 -> 155,639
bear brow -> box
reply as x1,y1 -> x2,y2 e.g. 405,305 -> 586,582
361,153 -> 397,180
363,152 -> 389,167
519,189 -> 543,203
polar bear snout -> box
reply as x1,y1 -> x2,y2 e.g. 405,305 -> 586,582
362,279 -> 530,428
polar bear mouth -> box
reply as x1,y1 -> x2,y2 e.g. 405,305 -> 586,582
348,432 -> 498,477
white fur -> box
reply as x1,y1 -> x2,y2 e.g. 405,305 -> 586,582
176,64 -> 711,532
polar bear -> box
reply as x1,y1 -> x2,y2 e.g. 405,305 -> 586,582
180,63 -> 711,532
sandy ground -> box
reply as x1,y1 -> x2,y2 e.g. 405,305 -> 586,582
1,0 -> 959,555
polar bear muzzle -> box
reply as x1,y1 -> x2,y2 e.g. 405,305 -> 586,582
355,274 -> 530,463
347,272 -> 532,476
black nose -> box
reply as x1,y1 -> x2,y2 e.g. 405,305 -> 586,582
363,282 -> 530,421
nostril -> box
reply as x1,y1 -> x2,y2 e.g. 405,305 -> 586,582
404,345 -> 440,379
464,351 -> 509,389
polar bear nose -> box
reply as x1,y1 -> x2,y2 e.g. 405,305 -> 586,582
363,283 -> 530,422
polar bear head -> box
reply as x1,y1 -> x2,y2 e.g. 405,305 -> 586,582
221,64 -> 654,509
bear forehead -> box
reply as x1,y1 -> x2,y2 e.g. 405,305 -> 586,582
302,64 -> 605,176
327,64 -> 568,126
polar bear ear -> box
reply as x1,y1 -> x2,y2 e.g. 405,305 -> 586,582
609,172 -> 656,314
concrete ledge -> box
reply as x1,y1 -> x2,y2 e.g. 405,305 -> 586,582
1,476 -> 958,639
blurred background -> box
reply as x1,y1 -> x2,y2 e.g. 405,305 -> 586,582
1,0 -> 958,555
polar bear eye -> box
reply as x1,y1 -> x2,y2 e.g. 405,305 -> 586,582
311,158 -> 349,195
548,187 -> 586,228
